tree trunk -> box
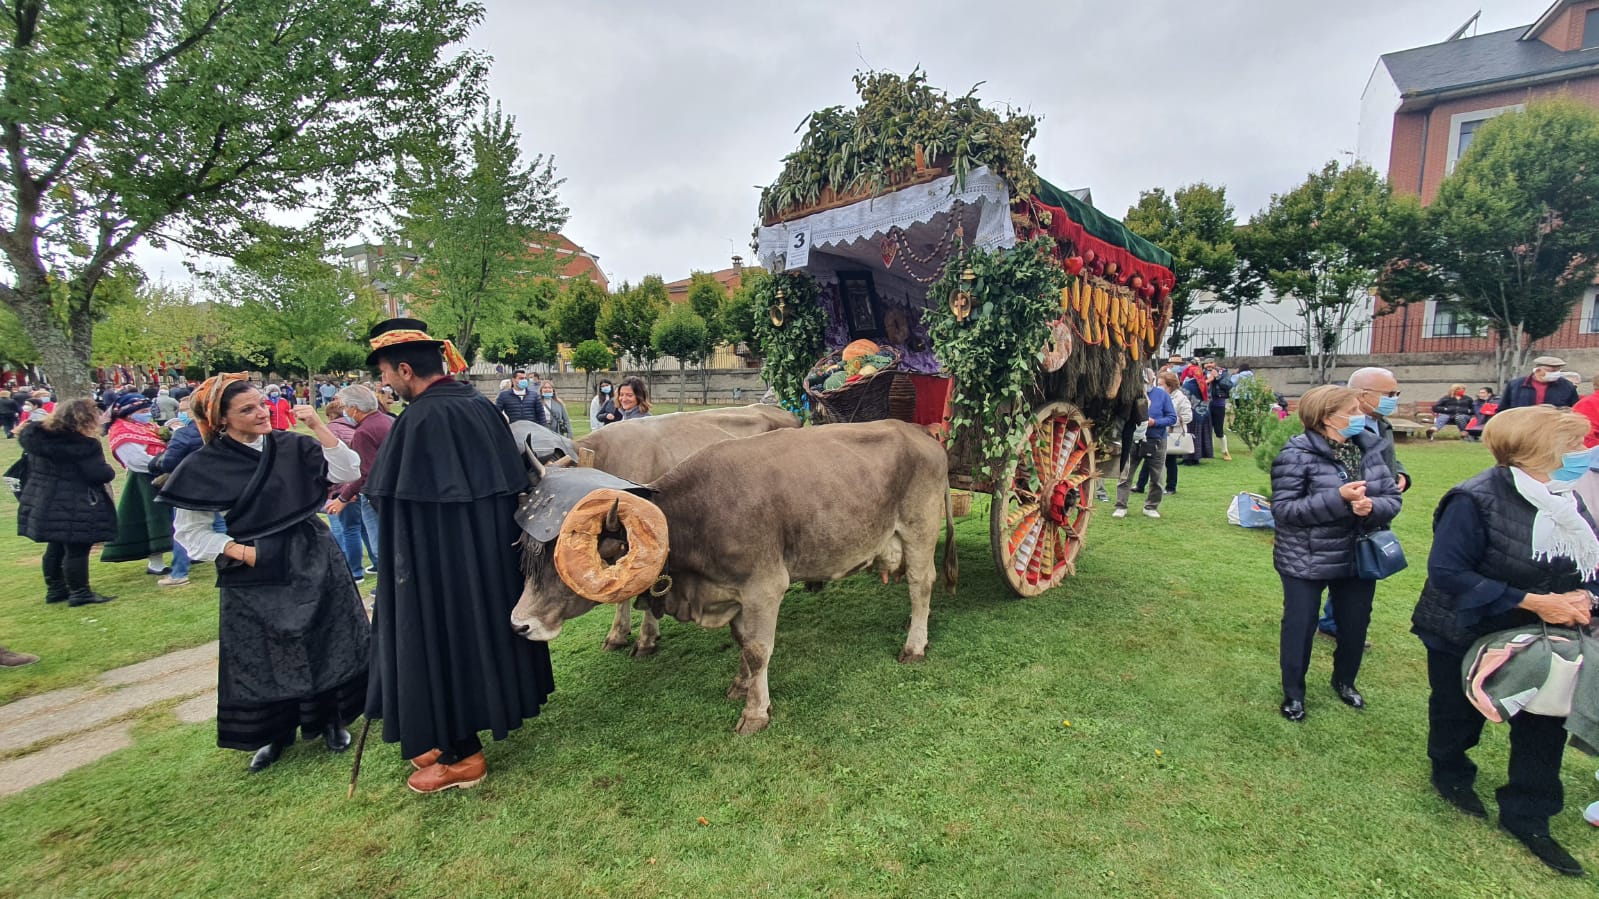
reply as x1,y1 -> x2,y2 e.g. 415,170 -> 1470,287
9,293 -> 94,400
677,360 -> 686,411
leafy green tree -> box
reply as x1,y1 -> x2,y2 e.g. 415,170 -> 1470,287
651,305 -> 709,411
394,102 -> 567,361
0,0 -> 487,398
1229,375 -> 1279,450
220,246 -> 380,379
1379,99 -> 1599,389
723,270 -> 767,355
598,276 -> 667,371
324,343 -> 370,375
1238,161 -> 1416,384
549,277 -> 606,347
685,271 -> 731,400
570,339 -> 614,392
483,320 -> 553,369
1124,183 -> 1252,353
0,306 -> 39,370
92,282 -> 229,382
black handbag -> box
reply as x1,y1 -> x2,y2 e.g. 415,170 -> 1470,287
1356,528 -> 1408,580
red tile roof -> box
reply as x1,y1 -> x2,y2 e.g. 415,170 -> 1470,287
529,234 -> 609,292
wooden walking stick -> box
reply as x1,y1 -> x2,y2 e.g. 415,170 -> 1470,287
347,717 -> 372,799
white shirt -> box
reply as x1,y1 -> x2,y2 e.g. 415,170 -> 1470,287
173,434 -> 361,562
114,442 -> 157,473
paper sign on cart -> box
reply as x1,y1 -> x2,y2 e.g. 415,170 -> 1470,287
785,226 -> 811,270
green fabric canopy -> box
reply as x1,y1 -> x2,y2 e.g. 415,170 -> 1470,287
1032,178 -> 1174,270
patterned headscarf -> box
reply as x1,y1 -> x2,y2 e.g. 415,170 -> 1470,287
368,328 -> 469,374
190,372 -> 253,443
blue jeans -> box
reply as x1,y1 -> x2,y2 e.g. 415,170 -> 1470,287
357,495 -> 379,567
329,501 -> 368,578
1319,598 -> 1337,634
171,511 -> 226,580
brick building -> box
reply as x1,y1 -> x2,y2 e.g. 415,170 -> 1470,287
1358,0 -> 1599,354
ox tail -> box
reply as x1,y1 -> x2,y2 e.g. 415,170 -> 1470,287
940,489 -> 959,593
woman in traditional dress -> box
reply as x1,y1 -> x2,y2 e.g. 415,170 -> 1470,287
159,373 -> 371,773
101,393 -> 173,574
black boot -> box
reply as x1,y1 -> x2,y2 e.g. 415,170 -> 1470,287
67,587 -> 114,607
44,574 -> 68,604
323,724 -> 352,753
249,739 -> 292,772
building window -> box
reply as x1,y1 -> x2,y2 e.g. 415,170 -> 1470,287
1424,300 -> 1480,338
1581,289 -> 1599,334
1446,105 -> 1522,173
1586,9 -> 1599,50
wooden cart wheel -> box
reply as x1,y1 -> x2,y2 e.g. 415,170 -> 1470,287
989,402 -> 1096,598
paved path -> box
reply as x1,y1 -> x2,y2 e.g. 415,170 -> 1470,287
0,642 -> 218,798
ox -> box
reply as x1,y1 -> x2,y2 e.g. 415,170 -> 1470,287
574,404 -> 800,655
510,420 -> 957,735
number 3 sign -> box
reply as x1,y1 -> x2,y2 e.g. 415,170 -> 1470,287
784,226 -> 811,270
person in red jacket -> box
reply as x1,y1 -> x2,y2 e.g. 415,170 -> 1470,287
264,384 -> 295,430
1573,373 -> 1599,448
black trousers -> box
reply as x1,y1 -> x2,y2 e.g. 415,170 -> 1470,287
1426,647 -> 1566,833
1279,574 -> 1374,700
42,541 -> 92,590
439,733 -> 483,764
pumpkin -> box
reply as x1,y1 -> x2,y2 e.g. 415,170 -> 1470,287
842,339 -> 880,361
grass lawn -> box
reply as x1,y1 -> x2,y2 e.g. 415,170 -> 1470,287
2,431 -> 1596,897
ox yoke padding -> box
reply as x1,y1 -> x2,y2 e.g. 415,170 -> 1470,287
516,466 -> 654,543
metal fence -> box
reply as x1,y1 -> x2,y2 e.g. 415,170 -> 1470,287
1171,324 -> 1494,358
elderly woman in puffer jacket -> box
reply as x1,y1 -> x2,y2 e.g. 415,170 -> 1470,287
1271,385 -> 1402,722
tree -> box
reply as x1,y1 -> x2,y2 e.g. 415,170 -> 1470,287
1123,183 -> 1250,353
0,0 -> 488,399
394,102 -> 568,360
1238,161 -> 1415,384
93,281 -> 226,384
723,269 -> 767,355
483,320 -> 554,370
685,271 -> 730,401
1379,99 -> 1599,389
0,306 -> 39,371
570,339 -> 614,392
220,246 -> 381,379
549,277 -> 606,347
598,276 -> 667,370
651,305 -> 709,411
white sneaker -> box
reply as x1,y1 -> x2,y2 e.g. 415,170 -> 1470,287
156,576 -> 190,587
1111,508 -> 1127,518
1143,509 -> 1161,519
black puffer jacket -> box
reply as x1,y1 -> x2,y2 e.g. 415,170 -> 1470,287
16,425 -> 118,544
1270,429 -> 1402,580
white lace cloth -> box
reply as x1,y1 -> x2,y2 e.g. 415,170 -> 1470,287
756,166 -> 1015,272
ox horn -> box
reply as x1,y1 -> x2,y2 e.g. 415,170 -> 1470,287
604,497 -> 621,533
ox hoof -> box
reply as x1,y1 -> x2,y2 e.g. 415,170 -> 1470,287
601,637 -> 631,653
630,641 -> 658,658
897,647 -> 927,664
734,712 -> 770,736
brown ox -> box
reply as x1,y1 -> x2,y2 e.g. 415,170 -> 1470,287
510,420 -> 956,734
575,404 -> 800,655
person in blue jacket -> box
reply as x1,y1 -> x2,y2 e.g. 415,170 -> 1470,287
151,397 -> 224,586
494,370 -> 548,427
1114,373 -> 1178,520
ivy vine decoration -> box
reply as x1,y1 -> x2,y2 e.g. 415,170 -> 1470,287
752,272 -> 826,421
924,238 -> 1066,483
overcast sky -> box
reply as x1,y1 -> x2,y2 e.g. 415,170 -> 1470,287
135,0 -> 1557,288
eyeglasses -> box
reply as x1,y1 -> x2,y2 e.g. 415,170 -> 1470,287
1360,387 -> 1401,398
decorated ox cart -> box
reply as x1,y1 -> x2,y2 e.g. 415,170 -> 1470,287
750,71 -> 1174,597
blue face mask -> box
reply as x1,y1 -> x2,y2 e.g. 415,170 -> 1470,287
541,391 -> 554,399
1376,395 -> 1399,417
1550,449 -> 1595,485
517,379 -> 529,390
601,386 -> 611,395
1337,413 -> 1367,438
131,411 -> 152,424
176,412 -> 191,424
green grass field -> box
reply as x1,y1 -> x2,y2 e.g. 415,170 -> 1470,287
1,428 -> 1596,897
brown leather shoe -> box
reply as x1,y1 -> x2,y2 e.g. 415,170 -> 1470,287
407,752 -> 486,794
409,749 -> 443,771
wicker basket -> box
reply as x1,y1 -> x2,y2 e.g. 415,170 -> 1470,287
806,346 -> 906,423
950,489 -> 973,517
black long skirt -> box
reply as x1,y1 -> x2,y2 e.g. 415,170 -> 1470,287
215,517 -> 370,751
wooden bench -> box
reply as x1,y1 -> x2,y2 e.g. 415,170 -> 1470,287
1386,417 -> 1427,439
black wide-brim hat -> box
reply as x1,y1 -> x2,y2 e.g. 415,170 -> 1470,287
365,317 -> 444,366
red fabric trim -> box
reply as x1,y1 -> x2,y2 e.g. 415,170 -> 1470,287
1025,198 -> 1174,289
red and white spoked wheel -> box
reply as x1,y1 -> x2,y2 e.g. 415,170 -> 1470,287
989,402 -> 1097,597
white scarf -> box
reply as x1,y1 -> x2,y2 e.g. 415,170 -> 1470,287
1510,466 -> 1599,581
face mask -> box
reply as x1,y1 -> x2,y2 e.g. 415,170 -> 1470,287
1550,449 -> 1594,486
176,412 -> 191,424
517,380 -> 529,390
342,414 -> 356,426
1375,395 -> 1398,416
1337,414 -> 1367,438
541,391 -> 554,399
268,391 -> 279,400
601,386 -> 611,395
131,411 -> 152,424
1538,370 -> 1562,383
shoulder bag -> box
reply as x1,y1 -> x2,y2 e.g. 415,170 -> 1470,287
1356,527 -> 1407,579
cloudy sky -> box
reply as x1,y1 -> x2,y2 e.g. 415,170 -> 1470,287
135,0 -> 1558,287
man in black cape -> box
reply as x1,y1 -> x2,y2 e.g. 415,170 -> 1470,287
362,318 -> 555,794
